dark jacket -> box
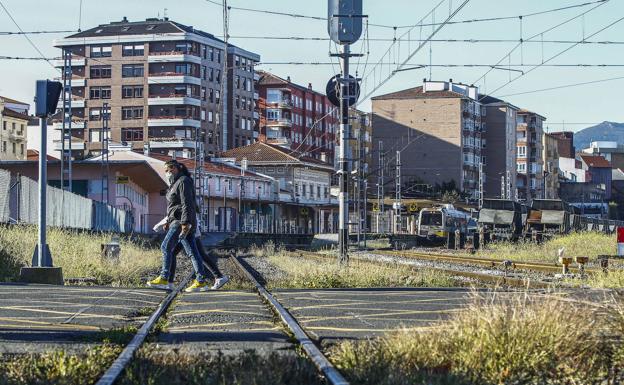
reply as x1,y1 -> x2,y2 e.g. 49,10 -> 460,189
166,174 -> 197,227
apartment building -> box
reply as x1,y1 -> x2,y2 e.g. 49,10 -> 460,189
226,46 -> 260,150
0,97 -> 30,160
543,133 -> 560,199
582,141 -> 624,170
549,131 -> 575,158
516,109 -> 546,201
54,17 -> 259,159
371,79 -> 484,200
479,95 -> 518,199
350,110 -> 373,176
255,71 -> 338,164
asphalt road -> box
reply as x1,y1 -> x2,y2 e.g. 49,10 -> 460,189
0,283 -> 167,353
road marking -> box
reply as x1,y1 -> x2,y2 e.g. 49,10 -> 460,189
287,297 -> 466,311
0,306 -> 129,321
0,316 -> 101,330
63,290 -> 121,324
304,325 -> 441,333
166,320 -> 275,331
298,308 -> 461,323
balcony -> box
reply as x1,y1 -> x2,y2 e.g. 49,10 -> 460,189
148,52 -> 202,65
147,116 -> 201,128
8,132 -> 25,142
266,118 -> 293,128
149,137 -> 197,149
147,73 -> 201,86
53,57 -> 86,67
64,98 -> 85,108
147,95 -> 201,107
52,120 -> 86,130
267,99 -> 293,109
53,139 -> 85,151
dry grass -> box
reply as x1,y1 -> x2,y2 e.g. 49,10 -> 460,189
0,346 -> 326,385
472,231 -> 616,263
249,243 -> 461,288
0,225 -> 161,286
330,292 -> 624,385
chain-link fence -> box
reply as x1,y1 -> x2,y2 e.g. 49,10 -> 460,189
0,170 -> 133,232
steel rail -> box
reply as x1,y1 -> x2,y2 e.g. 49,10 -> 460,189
229,253 -> 350,385
290,250 -> 552,289
95,272 -> 193,385
378,250 -> 602,275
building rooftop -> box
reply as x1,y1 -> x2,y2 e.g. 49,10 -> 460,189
372,86 -> 466,101
0,96 -> 29,106
26,150 -> 57,161
1,107 -> 30,121
221,142 -> 333,169
66,17 -> 224,43
580,154 -> 612,168
256,70 -> 323,95
145,152 -> 268,179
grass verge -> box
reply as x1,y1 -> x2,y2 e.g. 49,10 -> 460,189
0,224 -> 161,286
329,292 -> 624,385
249,244 -> 462,288
470,231 -> 616,264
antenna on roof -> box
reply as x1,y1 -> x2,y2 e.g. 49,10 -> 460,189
163,8 -> 168,20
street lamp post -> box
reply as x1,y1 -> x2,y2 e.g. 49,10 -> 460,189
257,185 -> 261,233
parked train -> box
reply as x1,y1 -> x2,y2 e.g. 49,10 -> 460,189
417,204 -> 476,242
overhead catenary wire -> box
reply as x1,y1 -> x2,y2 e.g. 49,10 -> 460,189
497,75 -> 624,97
0,0 -> 58,71
203,0 -> 606,30
486,15 -> 624,98
472,0 -> 609,86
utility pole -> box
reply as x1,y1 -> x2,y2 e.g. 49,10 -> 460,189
478,162 -> 483,209
380,141 -> 384,233
60,49 -> 73,192
101,102 -> 110,205
328,0 -> 363,264
506,169 -> 512,201
394,150 -> 401,234
500,175 -> 506,199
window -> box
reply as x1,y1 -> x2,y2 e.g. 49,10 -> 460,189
122,107 -> 143,120
267,109 -> 280,120
122,44 -> 144,56
215,90 -> 220,104
122,85 -> 143,98
200,65 -> 206,79
215,70 -> 221,83
122,64 -> 144,77
201,87 -> 206,100
517,163 -> 526,173
175,42 -> 192,54
91,45 -> 112,57
90,65 -> 111,78
89,106 -> 111,121
267,89 -> 281,103
90,86 -> 111,99
517,145 -> 527,157
209,88 -> 214,103
208,111 -> 213,122
209,47 -> 214,61
175,63 -> 192,75
235,116 -> 240,129
235,75 -> 240,89
121,127 -> 144,141
208,68 -> 214,82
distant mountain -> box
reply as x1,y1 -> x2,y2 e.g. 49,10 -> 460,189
572,121 -> 624,151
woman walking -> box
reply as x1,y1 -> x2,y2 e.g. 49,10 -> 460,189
147,160 -> 213,292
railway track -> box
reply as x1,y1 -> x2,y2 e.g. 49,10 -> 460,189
374,249 -> 603,275
290,249 -> 557,289
93,250 -> 349,385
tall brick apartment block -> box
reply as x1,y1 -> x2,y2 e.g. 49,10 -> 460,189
255,71 -> 338,164
371,80 -> 485,201
516,109 -> 546,201
54,17 -> 259,159
479,95 -> 518,199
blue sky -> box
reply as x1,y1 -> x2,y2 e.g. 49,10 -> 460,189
1,0 -> 623,132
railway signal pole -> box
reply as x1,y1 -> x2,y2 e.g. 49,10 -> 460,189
328,0 -> 364,264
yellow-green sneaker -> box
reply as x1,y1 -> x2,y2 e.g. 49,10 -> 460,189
147,276 -> 173,290
184,279 -> 209,293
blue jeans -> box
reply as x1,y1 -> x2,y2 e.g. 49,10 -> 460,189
160,222 -> 208,283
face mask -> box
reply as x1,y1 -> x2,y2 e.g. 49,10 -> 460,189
165,171 -> 175,186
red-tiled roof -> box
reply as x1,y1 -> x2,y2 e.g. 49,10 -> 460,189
145,152 -> 268,178
26,150 -> 57,161
1,107 -> 30,121
580,154 -> 611,168
221,142 -> 333,168
371,86 -> 466,100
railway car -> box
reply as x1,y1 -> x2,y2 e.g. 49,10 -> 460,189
524,199 -> 573,238
477,199 -> 524,241
417,204 -> 472,243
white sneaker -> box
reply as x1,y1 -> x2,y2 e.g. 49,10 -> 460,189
211,276 -> 230,290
